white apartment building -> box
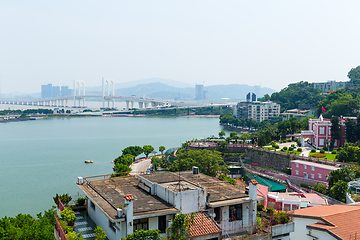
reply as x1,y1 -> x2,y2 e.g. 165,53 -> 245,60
234,101 -> 280,122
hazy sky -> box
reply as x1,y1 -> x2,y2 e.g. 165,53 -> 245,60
1,1 -> 360,94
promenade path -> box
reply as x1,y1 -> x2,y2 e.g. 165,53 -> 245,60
130,158 -> 152,175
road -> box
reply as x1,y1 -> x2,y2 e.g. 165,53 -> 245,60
130,158 -> 152,175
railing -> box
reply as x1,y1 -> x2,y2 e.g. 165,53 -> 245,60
54,212 -> 68,240
58,198 -> 65,212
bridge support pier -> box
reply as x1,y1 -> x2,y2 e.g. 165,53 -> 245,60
126,100 -> 129,110
139,102 -> 143,109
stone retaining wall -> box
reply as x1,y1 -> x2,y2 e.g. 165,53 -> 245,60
244,149 -> 295,172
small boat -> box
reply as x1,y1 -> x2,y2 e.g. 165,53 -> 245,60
85,160 -> 93,163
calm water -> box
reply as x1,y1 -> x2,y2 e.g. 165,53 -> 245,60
0,116 -> 230,218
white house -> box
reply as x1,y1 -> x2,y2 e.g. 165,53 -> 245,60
76,170 -> 264,239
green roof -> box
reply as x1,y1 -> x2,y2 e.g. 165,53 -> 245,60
247,174 -> 287,192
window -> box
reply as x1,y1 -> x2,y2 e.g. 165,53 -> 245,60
214,207 -> 221,223
295,170 -> 299,175
296,163 -> 299,168
304,165 -> 307,169
319,127 -> 325,134
90,201 -> 95,210
319,139 -> 324,146
311,174 -> 314,179
318,173 -> 322,179
109,220 -> 116,232
312,167 -> 315,171
158,216 -> 166,233
229,204 -> 242,222
133,218 -> 148,231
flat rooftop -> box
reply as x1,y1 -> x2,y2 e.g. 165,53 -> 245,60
140,171 -> 248,203
77,175 -> 178,221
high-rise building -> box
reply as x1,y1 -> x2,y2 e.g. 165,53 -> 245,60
246,92 -> 251,101
61,86 -> 72,96
41,84 -> 53,98
41,84 -> 72,98
195,85 -> 204,100
252,93 -> 256,102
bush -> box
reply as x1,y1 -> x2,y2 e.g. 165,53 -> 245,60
53,193 -> 72,206
75,197 -> 86,206
332,150 -> 337,154
282,147 -> 287,150
311,149 -> 316,153
297,148 -> 302,152
257,203 -> 264,212
274,144 -> 279,149
320,149 -> 325,154
274,211 -> 290,224
323,146 -> 328,151
291,144 -> 295,148
337,147 -> 342,151
60,207 -> 77,225
301,183 -> 311,189
288,147 -> 294,151
266,207 -> 275,215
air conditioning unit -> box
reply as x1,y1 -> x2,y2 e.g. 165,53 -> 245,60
192,166 -> 199,174
78,177 -> 83,185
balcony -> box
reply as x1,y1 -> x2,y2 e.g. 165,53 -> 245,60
268,221 -> 295,237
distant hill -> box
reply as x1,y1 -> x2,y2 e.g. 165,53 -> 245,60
86,78 -> 194,92
87,82 -> 276,101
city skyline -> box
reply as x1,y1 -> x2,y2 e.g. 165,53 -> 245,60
1,1 -> 359,94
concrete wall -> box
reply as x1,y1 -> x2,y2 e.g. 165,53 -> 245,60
217,202 -> 255,236
290,217 -> 336,240
87,198 -> 125,240
155,183 -> 206,214
244,149 -> 292,172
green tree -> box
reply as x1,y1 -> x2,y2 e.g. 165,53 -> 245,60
328,166 -> 356,189
345,119 -> 357,143
53,193 -> 72,206
329,180 -> 348,203
122,146 -> 143,159
218,131 -> 225,138
0,208 -> 56,240
143,145 -> 155,158
217,141 -> 229,152
60,207 -> 77,226
312,183 -> 327,194
114,154 -> 135,166
167,213 -> 194,240
169,149 -> 228,177
151,156 -> 163,171
113,163 -> 132,176
159,146 -> 166,155
66,231 -> 84,240
94,226 -> 106,240
121,229 -> 161,240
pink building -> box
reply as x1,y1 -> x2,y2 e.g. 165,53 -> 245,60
268,192 -> 327,211
291,160 -> 339,183
300,115 -> 354,149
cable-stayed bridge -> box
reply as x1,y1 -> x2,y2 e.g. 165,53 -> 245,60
0,79 -> 232,110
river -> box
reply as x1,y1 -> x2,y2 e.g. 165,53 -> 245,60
0,116 -> 231,218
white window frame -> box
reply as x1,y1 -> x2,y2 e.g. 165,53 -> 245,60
311,174 -> 314,179
312,167 -> 315,171
295,170 -> 299,175
296,163 -> 299,168
304,165 -> 307,169
318,173 -> 322,179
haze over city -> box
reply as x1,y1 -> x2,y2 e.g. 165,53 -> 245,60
1,1 -> 360,94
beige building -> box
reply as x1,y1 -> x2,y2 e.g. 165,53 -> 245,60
234,101 -> 280,122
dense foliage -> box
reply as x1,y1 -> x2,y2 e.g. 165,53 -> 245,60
0,208 -> 55,240
270,81 -> 324,111
143,145 -> 155,158
53,193 -> 72,205
121,229 -> 161,240
168,213 -> 194,240
169,149 -> 228,177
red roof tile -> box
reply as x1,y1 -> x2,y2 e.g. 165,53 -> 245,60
124,194 -> 134,201
293,205 -> 360,240
188,212 -> 222,237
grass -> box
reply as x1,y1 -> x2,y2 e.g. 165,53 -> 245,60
309,152 -> 337,161
277,148 -> 303,155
